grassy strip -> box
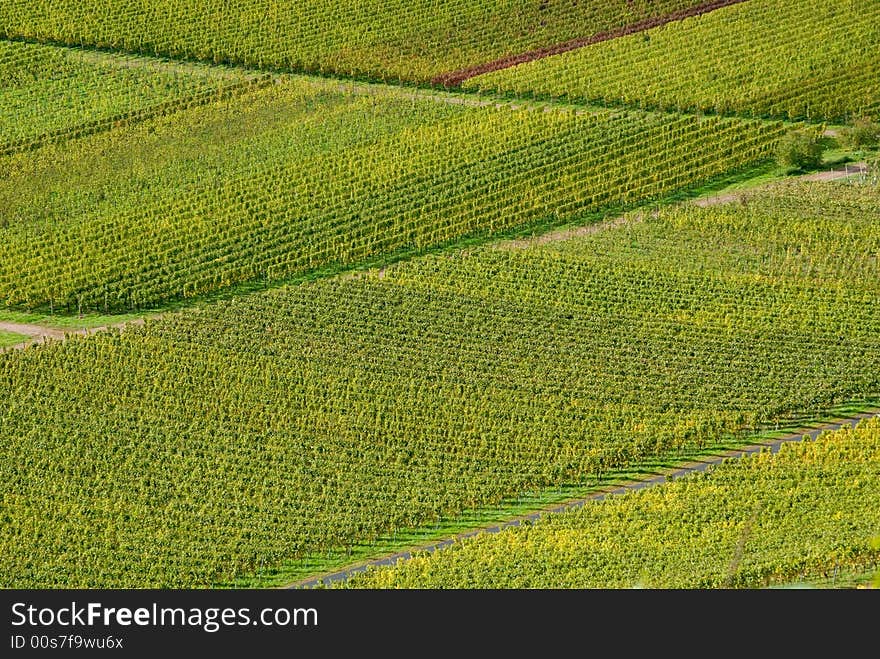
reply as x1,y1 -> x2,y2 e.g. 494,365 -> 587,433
2,152 -> 780,323
223,401 -> 880,589
0,310 -> 157,331
0,330 -> 28,348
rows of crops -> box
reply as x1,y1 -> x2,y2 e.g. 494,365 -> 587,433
0,39 -> 269,155
464,0 -> 880,124
0,1 -> 710,83
342,417 -> 880,588
1,180 -> 878,588
0,76 -> 785,312
551,180 -> 880,289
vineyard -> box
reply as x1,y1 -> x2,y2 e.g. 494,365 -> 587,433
0,76 -> 784,312
1,0 -> 878,596
0,40 -> 268,156
341,417 -> 880,588
464,0 -> 880,124
1,180 -> 878,587
0,0 -> 710,83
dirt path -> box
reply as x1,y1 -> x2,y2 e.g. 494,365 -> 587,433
0,317 -> 149,353
289,409 -> 880,589
798,162 -> 869,182
691,162 -> 869,207
0,322 -> 67,342
74,49 -> 269,81
432,0 -> 750,87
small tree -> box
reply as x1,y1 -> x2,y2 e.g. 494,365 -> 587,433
776,128 -> 823,172
838,116 -> 880,149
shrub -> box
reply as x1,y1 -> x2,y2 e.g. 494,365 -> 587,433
839,116 -> 880,149
776,128 -> 824,171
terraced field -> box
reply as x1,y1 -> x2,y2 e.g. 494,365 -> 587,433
0,39 -> 268,155
0,77 -> 784,312
464,0 -> 880,123
342,417 -> 880,588
2,180 -> 878,588
1,0 -> 878,596
0,0 -> 711,82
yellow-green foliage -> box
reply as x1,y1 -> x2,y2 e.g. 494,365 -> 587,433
0,0 -> 708,82
1,181 -> 878,588
345,417 -> 880,588
0,41 -> 267,155
0,76 -> 783,311
466,0 -> 880,123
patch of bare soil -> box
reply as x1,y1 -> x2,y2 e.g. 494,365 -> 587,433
0,322 -> 67,341
691,192 -> 741,207
799,162 -> 868,182
0,317 -> 150,353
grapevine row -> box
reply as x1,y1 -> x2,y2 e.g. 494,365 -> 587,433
0,1 -> 709,83
1,180 -> 878,587
0,39 -> 269,156
343,418 -> 880,588
464,0 -> 880,124
0,77 -> 785,311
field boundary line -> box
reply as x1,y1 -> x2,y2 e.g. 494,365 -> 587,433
492,163 -> 870,251
0,74 -> 273,158
4,164 -> 867,350
432,0 -> 750,88
287,409 -> 880,589
690,162 -> 869,208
